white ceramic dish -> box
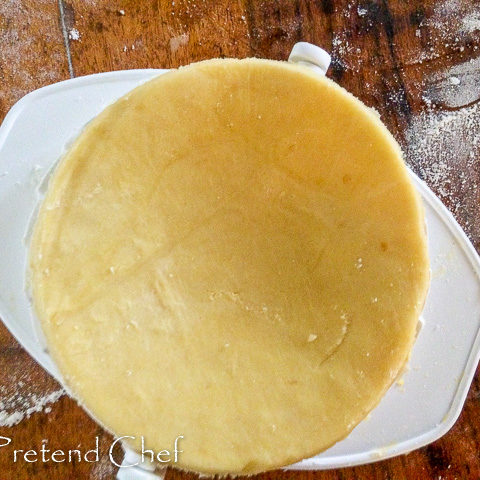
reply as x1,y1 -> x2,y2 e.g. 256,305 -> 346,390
1,44 -> 479,476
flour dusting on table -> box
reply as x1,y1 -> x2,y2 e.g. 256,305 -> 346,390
0,0 -> 67,119
427,0 -> 480,37
425,57 -> 480,109
68,28 -> 81,42
404,41 -> 480,241
0,386 -> 64,427
405,101 -> 480,237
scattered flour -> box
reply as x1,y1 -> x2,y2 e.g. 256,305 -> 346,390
0,0 -> 67,118
89,447 -> 120,479
331,30 -> 362,74
169,33 -> 190,53
68,28 -> 81,41
461,12 -> 480,35
403,40 -> 480,240
430,0 -> 480,35
357,6 -> 368,17
0,388 -> 64,427
425,56 -> 480,109
406,101 -> 479,191
405,99 -> 480,239
416,0 -> 480,57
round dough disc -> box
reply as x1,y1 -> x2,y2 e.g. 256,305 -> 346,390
30,58 -> 429,475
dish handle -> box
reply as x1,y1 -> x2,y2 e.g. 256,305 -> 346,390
116,447 -> 166,480
288,42 -> 331,75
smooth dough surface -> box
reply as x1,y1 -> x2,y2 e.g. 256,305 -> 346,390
30,58 -> 429,475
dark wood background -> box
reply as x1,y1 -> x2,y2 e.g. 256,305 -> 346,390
1,0 -> 479,478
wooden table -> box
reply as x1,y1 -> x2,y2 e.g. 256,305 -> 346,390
1,1 -> 479,478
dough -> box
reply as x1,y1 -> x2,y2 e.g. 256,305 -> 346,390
30,58 -> 429,475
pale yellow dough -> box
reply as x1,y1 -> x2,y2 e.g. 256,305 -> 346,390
30,59 -> 429,475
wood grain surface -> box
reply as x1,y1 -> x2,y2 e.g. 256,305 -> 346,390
1,0 -> 479,479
